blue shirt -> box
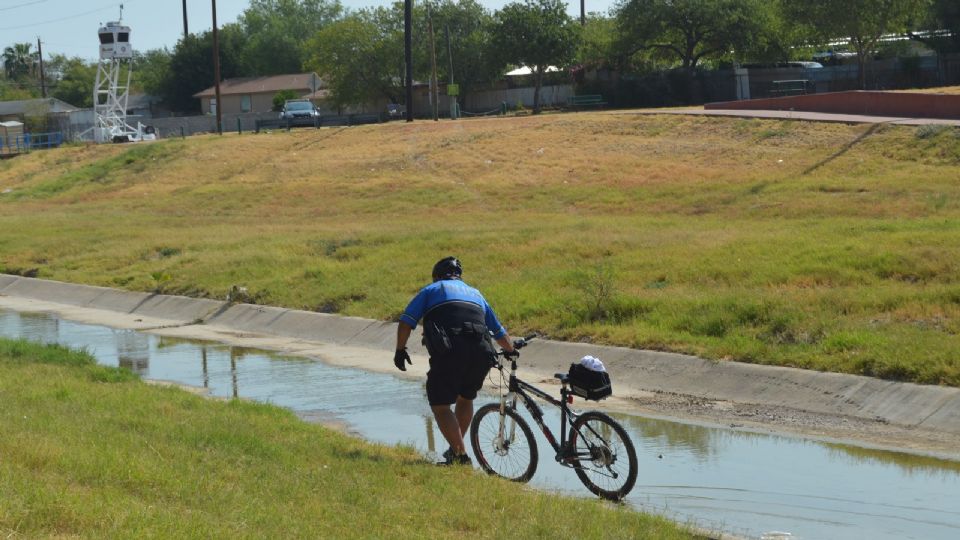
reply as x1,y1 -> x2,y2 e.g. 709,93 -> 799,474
400,279 -> 507,339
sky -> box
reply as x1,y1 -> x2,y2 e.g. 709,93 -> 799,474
0,0 -> 619,62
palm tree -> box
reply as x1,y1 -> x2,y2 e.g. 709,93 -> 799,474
3,42 -> 36,80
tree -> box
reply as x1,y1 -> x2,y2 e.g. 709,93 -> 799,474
240,0 -> 343,75
783,0 -> 932,89
3,42 -> 36,80
910,0 -> 960,55
46,55 -> 96,108
133,49 -> 173,97
577,14 -> 618,69
411,0 -> 500,106
614,0 -> 772,71
303,8 -> 404,109
158,25 -> 246,113
491,0 -> 580,113
0,79 -> 34,101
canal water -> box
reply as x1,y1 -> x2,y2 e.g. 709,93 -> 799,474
2,309 -> 958,540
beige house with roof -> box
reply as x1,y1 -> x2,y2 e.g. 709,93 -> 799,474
193,73 -> 326,115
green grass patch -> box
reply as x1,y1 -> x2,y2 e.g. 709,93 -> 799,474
9,141 -> 184,199
0,339 -> 695,539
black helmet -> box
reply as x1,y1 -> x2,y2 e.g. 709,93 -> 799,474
432,256 -> 462,282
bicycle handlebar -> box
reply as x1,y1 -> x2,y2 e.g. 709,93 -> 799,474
497,334 -> 537,357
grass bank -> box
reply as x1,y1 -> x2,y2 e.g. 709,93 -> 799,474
0,338 -> 693,538
0,114 -> 958,385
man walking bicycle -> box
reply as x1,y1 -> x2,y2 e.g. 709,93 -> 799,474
394,257 -> 516,465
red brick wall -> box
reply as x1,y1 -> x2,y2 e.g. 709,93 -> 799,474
706,91 -> 960,120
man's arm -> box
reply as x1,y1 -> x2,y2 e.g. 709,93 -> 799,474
396,321 -> 413,350
394,321 -> 415,371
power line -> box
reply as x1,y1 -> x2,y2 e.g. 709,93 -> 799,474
0,1 -> 137,32
0,0 -> 48,13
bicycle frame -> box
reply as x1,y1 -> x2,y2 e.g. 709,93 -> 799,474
495,356 -> 579,464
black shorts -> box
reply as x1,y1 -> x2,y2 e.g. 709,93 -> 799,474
425,347 -> 493,406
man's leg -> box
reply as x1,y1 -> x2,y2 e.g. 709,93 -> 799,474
454,395 -> 473,436
431,404 -> 466,455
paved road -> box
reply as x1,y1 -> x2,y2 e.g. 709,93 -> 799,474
624,107 -> 960,126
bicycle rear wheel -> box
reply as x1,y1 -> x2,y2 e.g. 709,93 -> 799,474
569,411 -> 638,501
470,403 -> 538,482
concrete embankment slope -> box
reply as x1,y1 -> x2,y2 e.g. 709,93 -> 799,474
2,274 -> 959,436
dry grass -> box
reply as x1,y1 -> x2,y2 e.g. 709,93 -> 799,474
1,113 -> 959,385
897,85 -> 960,95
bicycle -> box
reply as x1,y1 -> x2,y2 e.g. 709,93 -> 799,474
469,336 -> 639,501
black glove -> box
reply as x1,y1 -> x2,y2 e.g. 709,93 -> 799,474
394,348 -> 412,371
503,349 -> 520,358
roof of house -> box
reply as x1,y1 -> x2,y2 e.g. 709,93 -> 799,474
193,73 -> 323,98
0,97 -> 81,115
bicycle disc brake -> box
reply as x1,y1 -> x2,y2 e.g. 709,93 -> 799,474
589,443 -> 615,467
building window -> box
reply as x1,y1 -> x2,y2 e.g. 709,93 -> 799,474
241,95 -> 252,113
210,98 -> 217,115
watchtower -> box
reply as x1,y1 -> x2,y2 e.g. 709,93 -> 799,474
92,19 -> 136,142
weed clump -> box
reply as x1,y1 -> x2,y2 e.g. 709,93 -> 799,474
915,124 -> 951,139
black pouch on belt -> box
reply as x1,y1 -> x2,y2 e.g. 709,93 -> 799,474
460,321 -> 496,359
422,321 -> 453,358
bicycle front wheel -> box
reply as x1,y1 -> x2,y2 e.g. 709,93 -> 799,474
570,411 -> 638,501
470,403 -> 538,482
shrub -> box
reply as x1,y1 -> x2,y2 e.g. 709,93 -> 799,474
915,124 -> 950,139
273,90 -> 299,111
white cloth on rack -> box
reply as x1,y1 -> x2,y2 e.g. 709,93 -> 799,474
579,355 -> 606,372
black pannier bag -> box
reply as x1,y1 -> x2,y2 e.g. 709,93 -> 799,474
567,363 -> 612,401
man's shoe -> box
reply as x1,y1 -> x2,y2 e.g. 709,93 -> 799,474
438,451 -> 472,466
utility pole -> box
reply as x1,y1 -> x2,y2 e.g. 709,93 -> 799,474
404,0 -> 413,122
427,5 -> 438,121
444,25 -> 455,119
444,25 -> 453,84
211,0 -> 222,135
36,37 -> 46,98
182,0 -> 189,40
581,0 -> 585,25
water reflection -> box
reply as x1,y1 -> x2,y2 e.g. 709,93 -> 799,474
616,413 -> 721,462
1,308 -> 959,540
16,311 -> 60,343
201,347 -> 209,388
117,331 -> 149,376
230,347 -> 239,398
424,416 -> 437,455
823,443 -> 960,477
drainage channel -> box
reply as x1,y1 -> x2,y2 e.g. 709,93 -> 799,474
2,308 -> 959,540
